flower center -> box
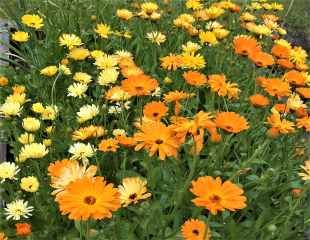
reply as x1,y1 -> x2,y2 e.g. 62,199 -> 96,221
153,112 -> 159,117
135,86 -> 144,91
192,229 -> 199,235
129,193 -> 137,200
84,196 -> 96,205
155,139 -> 163,144
209,194 -> 221,204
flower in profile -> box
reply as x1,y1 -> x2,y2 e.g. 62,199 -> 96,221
98,138 -> 119,152
117,9 -> 134,20
56,176 -> 121,220
0,162 -> 20,183
68,47 -> 90,61
283,70 -> 306,86
121,74 -> 158,96
41,105 -> 58,120
258,77 -> 291,99
296,116 -> 310,132
186,0 -> 203,10
208,74 -> 240,99
134,121 -> 180,160
0,102 -> 22,117
298,160 -> 310,181
160,54 -> 182,71
22,117 -> 40,132
118,177 -> 152,207
191,176 -> 247,215
72,125 -> 106,141
146,31 -> 166,45
95,23 -> 112,39
73,72 -> 92,84
11,31 -> 29,42
181,219 -> 211,240
249,51 -> 274,67
183,71 -> 207,86
249,94 -> 269,107
0,75 -> 9,86
20,176 -> 39,193
76,104 -> 99,123
68,142 -> 96,162
59,33 -> 82,49
18,133 -> 35,144
4,200 -> 34,220
98,68 -> 119,86
215,112 -> 249,133
48,159 -> 97,197
17,143 -> 49,162
266,110 -> 295,137
289,46 -> 308,65
40,65 -> 58,77
286,94 -> 306,111
182,41 -> 201,54
199,31 -> 218,46
21,14 -> 44,29
105,86 -> 131,101
143,101 -> 168,121
15,223 -> 32,237
0,232 -> 7,240
67,83 -> 88,98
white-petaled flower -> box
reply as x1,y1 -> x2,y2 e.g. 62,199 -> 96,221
286,94 -> 306,111
98,68 -> 119,86
67,83 -> 88,98
146,31 -> 166,45
112,129 -> 126,137
68,142 -> 96,162
151,87 -> 161,97
22,117 -> 41,132
115,50 -> 132,59
0,162 -> 20,183
76,104 -> 99,123
182,41 -> 201,54
108,105 -> 122,114
0,102 -> 22,117
17,143 -> 49,162
4,199 -> 34,220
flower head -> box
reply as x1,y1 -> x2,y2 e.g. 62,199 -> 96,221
21,14 -> 44,29
77,104 -> 99,123
4,200 -> 34,220
15,223 -> 32,237
299,160 -> 310,181
11,31 -> 29,42
181,219 -> 211,240
0,162 -> 20,183
59,33 -> 82,49
20,176 -> 39,192
215,112 -> 249,133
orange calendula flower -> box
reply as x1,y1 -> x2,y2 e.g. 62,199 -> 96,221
164,90 -> 194,115
233,35 -> 261,56
296,88 -> 310,99
160,54 -> 182,71
271,44 -> 290,59
296,116 -> 310,132
98,138 -> 119,152
249,51 -> 274,67
183,71 -> 207,86
121,74 -> 158,96
56,176 -> 120,220
15,223 -> 32,237
181,219 -> 211,240
267,110 -> 295,137
215,112 -> 249,133
282,70 -> 306,86
249,94 -> 269,107
0,232 -> 7,240
116,135 -> 137,147
143,101 -> 168,121
207,74 -> 240,99
259,77 -> 291,99
190,176 -> 247,215
134,121 -> 180,160
276,58 -> 294,69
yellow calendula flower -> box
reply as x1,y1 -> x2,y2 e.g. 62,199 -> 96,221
17,143 -> 49,162
116,9 -> 134,20
94,54 -> 118,70
58,64 -> 71,75
67,83 -> 88,98
90,50 -> 105,59
77,104 -> 99,123
118,177 -> 152,207
289,47 -> 308,65
199,31 -> 218,45
240,12 -> 256,22
59,33 -> 82,49
20,176 -> 39,192
146,31 -> 166,45
180,52 -> 206,70
0,102 -> 22,117
41,105 -> 58,120
213,28 -> 230,39
22,117 -> 41,132
32,102 -> 45,113
0,162 -> 20,183
40,65 -> 58,77
18,133 -> 35,145
12,85 -> 26,94
98,68 -> 119,86
21,14 -> 44,29
205,6 -> 225,20
182,41 -> 201,54
68,47 -> 90,61
5,93 -> 27,105
45,126 -> 54,134
95,23 -> 112,39
73,72 -> 92,84
140,2 -> 159,14
11,31 -> 29,42
186,0 -> 203,10
43,139 -> 52,147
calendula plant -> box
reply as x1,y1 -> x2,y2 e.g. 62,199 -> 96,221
0,0 -> 309,239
